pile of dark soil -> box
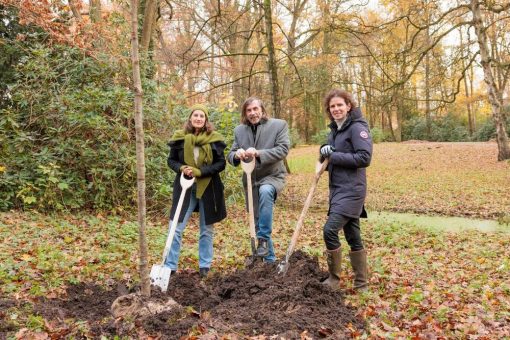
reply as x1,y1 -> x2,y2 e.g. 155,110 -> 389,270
1,299 -> 19,338
34,251 -> 364,338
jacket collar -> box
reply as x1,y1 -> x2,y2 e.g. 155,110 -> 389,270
247,117 -> 268,127
328,107 -> 362,132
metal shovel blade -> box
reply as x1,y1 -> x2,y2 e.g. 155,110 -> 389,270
277,259 -> 289,275
150,264 -> 172,292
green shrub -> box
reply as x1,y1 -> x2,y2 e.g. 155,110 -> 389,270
0,46 -> 248,212
402,117 -> 428,140
209,108 -> 244,205
473,118 -> 496,141
0,44 -> 175,212
289,128 -> 304,147
310,128 -> 330,145
433,114 -> 469,141
402,114 -> 470,142
371,127 -> 391,144
472,116 -> 510,142
208,108 -> 239,150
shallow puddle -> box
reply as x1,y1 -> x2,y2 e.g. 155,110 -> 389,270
369,211 -> 509,233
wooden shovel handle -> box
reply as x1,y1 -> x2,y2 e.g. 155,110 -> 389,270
284,159 -> 328,260
241,158 -> 257,255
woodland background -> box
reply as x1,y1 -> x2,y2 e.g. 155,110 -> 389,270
1,0 -> 509,212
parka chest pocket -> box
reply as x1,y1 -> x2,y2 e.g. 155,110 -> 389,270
335,138 -> 354,153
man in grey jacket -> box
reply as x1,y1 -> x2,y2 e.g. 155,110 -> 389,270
227,97 -> 290,262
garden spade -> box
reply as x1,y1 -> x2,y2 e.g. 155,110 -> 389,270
150,172 -> 195,292
277,159 -> 329,275
241,157 -> 257,261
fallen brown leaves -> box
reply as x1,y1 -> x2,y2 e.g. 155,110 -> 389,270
366,142 -> 510,219
286,142 -> 510,219
4,0 -> 129,58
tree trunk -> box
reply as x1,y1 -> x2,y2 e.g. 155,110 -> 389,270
463,66 -> 474,136
387,112 -> 396,141
183,17 -> 196,97
460,29 -> 474,136
239,31 -> 251,109
208,44 -> 216,103
253,9 -> 265,96
469,60 -> 476,131
423,1 -> 433,139
263,0 -> 281,118
130,0 -> 151,296
140,0 -> 158,53
367,61 -> 375,127
69,0 -> 82,21
471,0 -> 510,160
425,36 -> 431,138
89,0 -> 101,23
395,96 -> 403,142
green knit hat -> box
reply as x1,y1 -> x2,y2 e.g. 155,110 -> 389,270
190,104 -> 209,119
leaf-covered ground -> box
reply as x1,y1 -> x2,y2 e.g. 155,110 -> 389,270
1,142 -> 509,338
287,142 -> 510,219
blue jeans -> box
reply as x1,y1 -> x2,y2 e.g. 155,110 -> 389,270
255,184 -> 276,262
164,186 -> 214,270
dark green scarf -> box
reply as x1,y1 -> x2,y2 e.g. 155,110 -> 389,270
170,130 -> 224,198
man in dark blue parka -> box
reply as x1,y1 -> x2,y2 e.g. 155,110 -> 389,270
319,89 -> 372,291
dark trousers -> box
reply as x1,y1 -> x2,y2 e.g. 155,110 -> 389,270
323,213 -> 364,251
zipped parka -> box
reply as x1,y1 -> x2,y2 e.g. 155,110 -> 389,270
323,107 -> 372,218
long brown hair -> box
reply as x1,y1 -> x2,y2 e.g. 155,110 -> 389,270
183,110 -> 215,134
240,97 -> 269,125
323,89 -> 357,121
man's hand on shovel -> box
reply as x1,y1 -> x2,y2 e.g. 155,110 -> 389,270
234,148 -> 246,160
235,148 -> 259,160
245,147 -> 259,158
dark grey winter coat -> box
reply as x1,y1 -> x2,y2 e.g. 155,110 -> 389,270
323,107 -> 372,218
167,139 -> 227,225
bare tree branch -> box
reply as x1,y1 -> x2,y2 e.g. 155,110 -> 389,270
186,70 -> 268,98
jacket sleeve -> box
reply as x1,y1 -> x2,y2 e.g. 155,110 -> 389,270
258,121 -> 290,165
167,141 -> 184,173
200,141 -> 227,176
329,123 -> 372,168
227,127 -> 241,167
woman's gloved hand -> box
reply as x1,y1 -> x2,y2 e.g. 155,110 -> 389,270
320,145 -> 336,157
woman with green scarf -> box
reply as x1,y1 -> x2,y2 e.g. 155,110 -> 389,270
165,104 -> 227,278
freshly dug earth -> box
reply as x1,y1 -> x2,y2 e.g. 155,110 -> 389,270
34,251 -> 364,338
1,299 -> 19,338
